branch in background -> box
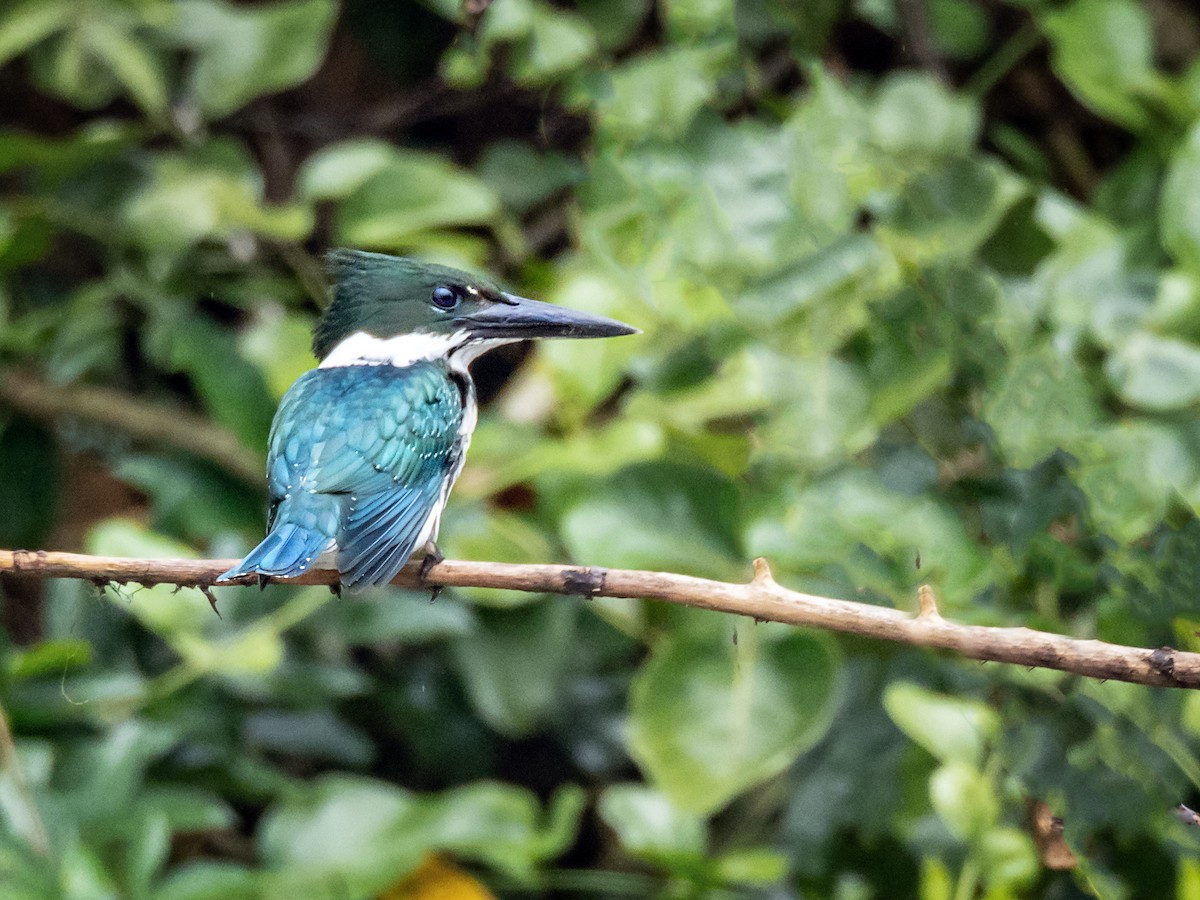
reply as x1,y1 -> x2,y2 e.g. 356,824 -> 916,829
895,0 -> 949,83
0,371 -> 264,487
2,550 -> 1197,690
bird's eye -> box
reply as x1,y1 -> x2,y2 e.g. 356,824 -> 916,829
431,286 -> 461,310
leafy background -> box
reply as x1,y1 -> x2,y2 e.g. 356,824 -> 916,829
1,0 -> 1200,896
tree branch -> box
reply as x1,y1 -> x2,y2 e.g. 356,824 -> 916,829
0,371 -> 264,486
1,550 -> 1196,689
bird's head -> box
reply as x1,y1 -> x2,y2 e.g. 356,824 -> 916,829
313,250 -> 637,366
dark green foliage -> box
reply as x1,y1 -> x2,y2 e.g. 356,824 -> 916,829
3,0 -> 1200,896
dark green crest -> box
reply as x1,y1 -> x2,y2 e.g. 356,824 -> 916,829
313,250 -> 504,359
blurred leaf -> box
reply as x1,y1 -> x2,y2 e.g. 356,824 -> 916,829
244,708 -> 374,766
153,863 -> 261,900
748,471 -> 991,602
0,0 -> 72,69
315,591 -> 474,644
1042,0 -> 1162,130
557,462 -> 743,579
238,308 -> 315,400
335,152 -> 500,248
151,313 -> 275,448
591,47 -> 725,142
1174,127 -> 1200,273
173,0 -> 337,118
984,344 -> 1101,467
870,73 -> 979,160
297,139 -> 397,202
597,783 -> 706,864
628,628 -> 841,813
259,776 -> 582,891
1105,330 -> 1200,411
929,761 -> 997,839
882,682 -> 1000,767
508,5 -> 597,85
0,416 -> 58,548
123,140 -> 312,254
476,141 -> 583,214
6,638 -> 91,678
259,776 -> 423,894
450,599 -> 577,737
979,827 -> 1038,891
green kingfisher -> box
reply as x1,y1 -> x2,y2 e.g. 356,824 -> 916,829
218,250 -> 637,590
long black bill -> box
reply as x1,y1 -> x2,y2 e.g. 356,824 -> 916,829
459,293 -> 639,340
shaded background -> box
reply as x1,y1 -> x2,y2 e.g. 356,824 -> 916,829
2,0 -> 1200,896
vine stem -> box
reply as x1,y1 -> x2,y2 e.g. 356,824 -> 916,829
1,549 -> 1197,689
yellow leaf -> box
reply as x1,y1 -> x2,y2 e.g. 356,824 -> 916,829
379,854 -> 495,900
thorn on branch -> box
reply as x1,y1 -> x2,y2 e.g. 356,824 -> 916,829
199,585 -> 221,618
751,557 -> 776,586
917,584 -> 941,620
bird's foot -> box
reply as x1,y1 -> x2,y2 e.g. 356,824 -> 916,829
257,574 -> 271,592
419,545 -> 445,602
329,582 -> 342,599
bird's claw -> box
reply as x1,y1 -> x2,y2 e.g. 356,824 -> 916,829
419,546 -> 444,602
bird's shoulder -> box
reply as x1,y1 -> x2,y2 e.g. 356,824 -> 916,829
267,361 -> 466,494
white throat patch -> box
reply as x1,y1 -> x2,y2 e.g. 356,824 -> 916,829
319,330 -> 515,374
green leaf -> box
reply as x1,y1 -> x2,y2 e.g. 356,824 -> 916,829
296,139 -> 396,202
879,158 -> 1024,263
238,309 -> 315,400
153,863 -> 261,900
334,152 -> 500,248
628,628 -> 841,813
882,682 -> 1000,767
1163,123 -> 1200,277
984,344 -> 1101,466
748,470 -> 991,602
151,313 -> 275,448
597,783 -> 707,864
259,776 -> 583,890
592,47 -> 724,142
870,72 -> 979,159
1105,330 -> 1200,411
508,5 -> 597,85
714,847 -> 788,886
450,599 -> 578,737
315,590 -> 474,644
83,19 -> 168,117
173,0 -> 338,118
6,639 -> 91,678
0,0 -> 72,69
557,462 -> 743,579
476,140 -> 583,214
259,776 -> 423,894
420,782 -> 586,879
1075,420 -> 1196,542
929,761 -> 998,839
979,827 -> 1039,890
1042,0 -> 1162,130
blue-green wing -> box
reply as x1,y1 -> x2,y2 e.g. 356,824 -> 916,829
262,362 -> 463,587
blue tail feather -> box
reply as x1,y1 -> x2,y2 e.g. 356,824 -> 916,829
217,522 -> 331,582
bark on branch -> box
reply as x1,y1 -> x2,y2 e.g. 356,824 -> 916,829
1,549 -> 1195,689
